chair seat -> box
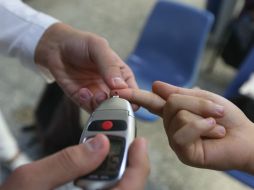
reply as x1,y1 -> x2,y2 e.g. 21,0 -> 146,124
226,170 -> 254,188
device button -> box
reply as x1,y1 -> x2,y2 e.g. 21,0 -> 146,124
100,175 -> 110,180
88,120 -> 127,131
87,175 -> 99,180
102,121 -> 113,130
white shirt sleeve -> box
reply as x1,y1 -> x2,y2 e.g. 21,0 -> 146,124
0,0 -> 59,82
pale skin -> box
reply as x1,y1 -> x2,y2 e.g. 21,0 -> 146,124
1,23 -> 147,189
35,23 -> 138,112
114,81 -> 254,174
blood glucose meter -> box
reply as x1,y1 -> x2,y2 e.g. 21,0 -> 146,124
74,96 -> 136,190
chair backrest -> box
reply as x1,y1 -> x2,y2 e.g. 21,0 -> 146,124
224,47 -> 254,98
132,0 -> 214,87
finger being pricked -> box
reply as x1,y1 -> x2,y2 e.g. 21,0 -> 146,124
111,88 -> 166,116
152,81 -> 223,102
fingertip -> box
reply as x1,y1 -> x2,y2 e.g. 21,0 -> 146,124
82,134 -> 110,159
152,80 -> 163,87
110,89 -> 132,100
132,137 -> 148,151
152,81 -> 178,99
152,80 -> 172,88
129,137 -> 150,176
79,88 -> 93,101
78,88 -> 93,112
112,77 -> 128,89
212,125 -> 226,137
205,117 -> 216,127
152,81 -> 161,92
214,104 -> 225,117
202,123 -> 226,139
89,134 -> 110,148
93,92 -> 108,107
110,90 -> 139,110
135,137 -> 148,150
128,137 -> 149,164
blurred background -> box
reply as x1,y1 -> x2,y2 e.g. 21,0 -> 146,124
1,0 -> 254,189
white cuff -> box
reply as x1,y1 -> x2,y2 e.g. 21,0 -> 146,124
0,0 -> 58,82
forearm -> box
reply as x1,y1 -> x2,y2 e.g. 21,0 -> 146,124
0,0 -> 58,81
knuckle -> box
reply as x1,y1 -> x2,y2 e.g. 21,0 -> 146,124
198,99 -> 213,112
201,89 -> 212,98
175,110 -> 189,124
188,120 -> 201,130
166,94 -> 178,106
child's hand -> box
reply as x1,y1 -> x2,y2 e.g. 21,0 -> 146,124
114,81 -> 254,173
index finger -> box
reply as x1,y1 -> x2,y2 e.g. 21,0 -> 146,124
152,81 -> 220,101
112,89 -> 165,116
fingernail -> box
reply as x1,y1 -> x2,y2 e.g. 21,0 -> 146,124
215,104 -> 224,116
80,89 -> 92,100
85,135 -> 103,151
112,77 -> 126,87
95,92 -> 107,104
206,118 -> 216,126
216,125 -> 226,136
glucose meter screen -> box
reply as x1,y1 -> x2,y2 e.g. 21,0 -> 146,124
96,137 -> 125,179
110,141 -> 122,157
102,138 -> 123,173
87,137 -> 125,180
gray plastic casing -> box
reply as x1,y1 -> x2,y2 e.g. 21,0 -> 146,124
75,97 -> 136,190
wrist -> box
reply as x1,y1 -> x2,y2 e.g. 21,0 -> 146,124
242,122 -> 254,174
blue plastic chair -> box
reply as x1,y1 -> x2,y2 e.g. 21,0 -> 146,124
126,0 -> 214,121
224,47 -> 254,188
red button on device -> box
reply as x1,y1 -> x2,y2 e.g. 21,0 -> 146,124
102,121 -> 113,130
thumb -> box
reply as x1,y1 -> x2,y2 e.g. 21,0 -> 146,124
89,37 -> 128,89
5,134 -> 110,190
44,134 -> 109,189
98,51 -> 128,89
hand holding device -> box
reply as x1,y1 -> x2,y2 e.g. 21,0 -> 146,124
75,96 -> 136,189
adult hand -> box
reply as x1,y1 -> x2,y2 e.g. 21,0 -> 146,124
114,81 -> 254,173
35,23 -> 138,112
1,134 -> 149,190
